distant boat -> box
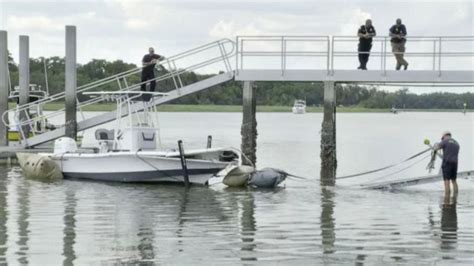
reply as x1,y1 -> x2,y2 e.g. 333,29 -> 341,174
292,100 -> 306,114
390,106 -> 398,114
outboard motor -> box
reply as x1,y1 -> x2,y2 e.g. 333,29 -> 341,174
54,137 -> 78,154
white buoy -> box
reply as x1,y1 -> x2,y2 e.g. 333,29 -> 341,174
223,165 -> 255,187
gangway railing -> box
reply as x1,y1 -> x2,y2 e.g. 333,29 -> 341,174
331,36 -> 474,75
236,36 -> 330,75
235,35 -> 474,76
2,38 -> 235,145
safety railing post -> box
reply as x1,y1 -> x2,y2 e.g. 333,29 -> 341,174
240,38 -> 244,70
438,37 -> 442,77
326,36 -> 330,75
432,40 -> 437,71
383,37 -> 387,76
331,36 -> 334,75
235,36 -> 239,75
281,36 -> 284,76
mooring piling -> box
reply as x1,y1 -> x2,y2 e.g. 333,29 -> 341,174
0,31 -> 8,147
65,25 -> 77,140
178,140 -> 190,187
19,35 -> 30,139
207,135 -> 212,149
320,81 -> 337,186
241,81 -> 257,166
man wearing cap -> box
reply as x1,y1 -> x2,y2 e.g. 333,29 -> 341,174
435,131 -> 460,195
389,18 -> 409,70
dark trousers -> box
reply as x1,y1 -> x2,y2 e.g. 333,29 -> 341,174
141,72 -> 156,92
358,43 -> 372,69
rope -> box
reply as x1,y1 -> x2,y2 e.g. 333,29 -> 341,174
363,153 -> 432,184
336,147 -> 432,180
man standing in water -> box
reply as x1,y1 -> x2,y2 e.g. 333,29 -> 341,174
357,19 -> 376,70
435,131 -> 460,195
389,18 -> 409,70
141,47 -> 165,100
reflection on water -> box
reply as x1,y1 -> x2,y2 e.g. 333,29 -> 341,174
0,170 -> 7,264
0,112 -> 473,264
239,192 -> 256,262
62,189 -> 77,265
320,187 -> 335,254
440,193 -> 458,252
16,179 -> 30,265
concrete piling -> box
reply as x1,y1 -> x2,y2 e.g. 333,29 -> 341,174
19,35 -> 30,139
0,31 -> 8,147
241,81 -> 257,166
65,26 -> 77,140
320,81 -> 337,186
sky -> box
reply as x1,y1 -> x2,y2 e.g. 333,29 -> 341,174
0,0 -> 473,94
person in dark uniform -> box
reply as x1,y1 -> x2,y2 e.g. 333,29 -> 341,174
357,19 -> 376,70
435,131 -> 460,196
141,47 -> 165,100
389,18 -> 409,70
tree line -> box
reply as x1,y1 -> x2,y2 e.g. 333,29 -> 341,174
7,55 -> 472,109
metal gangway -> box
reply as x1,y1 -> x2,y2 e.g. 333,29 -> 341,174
2,39 -> 235,147
2,35 -> 474,147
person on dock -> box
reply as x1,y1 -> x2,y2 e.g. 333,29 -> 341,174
141,47 -> 165,100
389,18 -> 409,70
357,19 -> 376,70
435,131 -> 460,196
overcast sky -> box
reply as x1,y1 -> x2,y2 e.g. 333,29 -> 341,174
0,0 -> 473,93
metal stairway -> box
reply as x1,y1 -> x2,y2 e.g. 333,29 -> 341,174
3,39 -> 236,147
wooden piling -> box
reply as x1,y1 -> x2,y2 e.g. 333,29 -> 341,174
320,81 -> 337,186
178,140 -> 190,187
65,26 -> 77,140
19,35 -> 30,139
0,31 -> 8,147
241,81 -> 257,166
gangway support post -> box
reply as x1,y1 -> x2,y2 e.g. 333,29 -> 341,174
241,81 -> 257,166
0,31 -> 8,147
65,26 -> 77,140
19,35 -> 30,138
320,81 -> 337,185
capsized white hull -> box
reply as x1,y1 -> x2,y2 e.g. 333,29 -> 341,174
42,149 -> 239,185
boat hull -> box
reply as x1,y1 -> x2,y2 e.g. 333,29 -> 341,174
47,152 -> 232,185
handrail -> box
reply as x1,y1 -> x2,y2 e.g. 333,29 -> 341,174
331,35 -> 474,75
235,35 -> 474,76
2,39 -> 236,140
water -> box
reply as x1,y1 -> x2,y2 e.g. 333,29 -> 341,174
1,112 -> 473,264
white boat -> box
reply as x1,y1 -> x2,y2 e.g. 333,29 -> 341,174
38,91 -> 241,185
292,100 -> 306,114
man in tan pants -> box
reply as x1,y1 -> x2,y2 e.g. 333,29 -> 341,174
389,18 -> 409,70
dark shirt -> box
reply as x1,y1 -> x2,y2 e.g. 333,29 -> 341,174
439,138 -> 460,164
358,25 -> 376,46
390,24 -> 407,43
142,53 -> 163,75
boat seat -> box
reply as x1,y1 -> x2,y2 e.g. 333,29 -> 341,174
95,128 -> 115,140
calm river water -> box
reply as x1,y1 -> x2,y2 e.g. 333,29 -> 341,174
0,112 -> 473,265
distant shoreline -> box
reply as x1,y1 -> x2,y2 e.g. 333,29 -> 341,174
9,102 -> 470,113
